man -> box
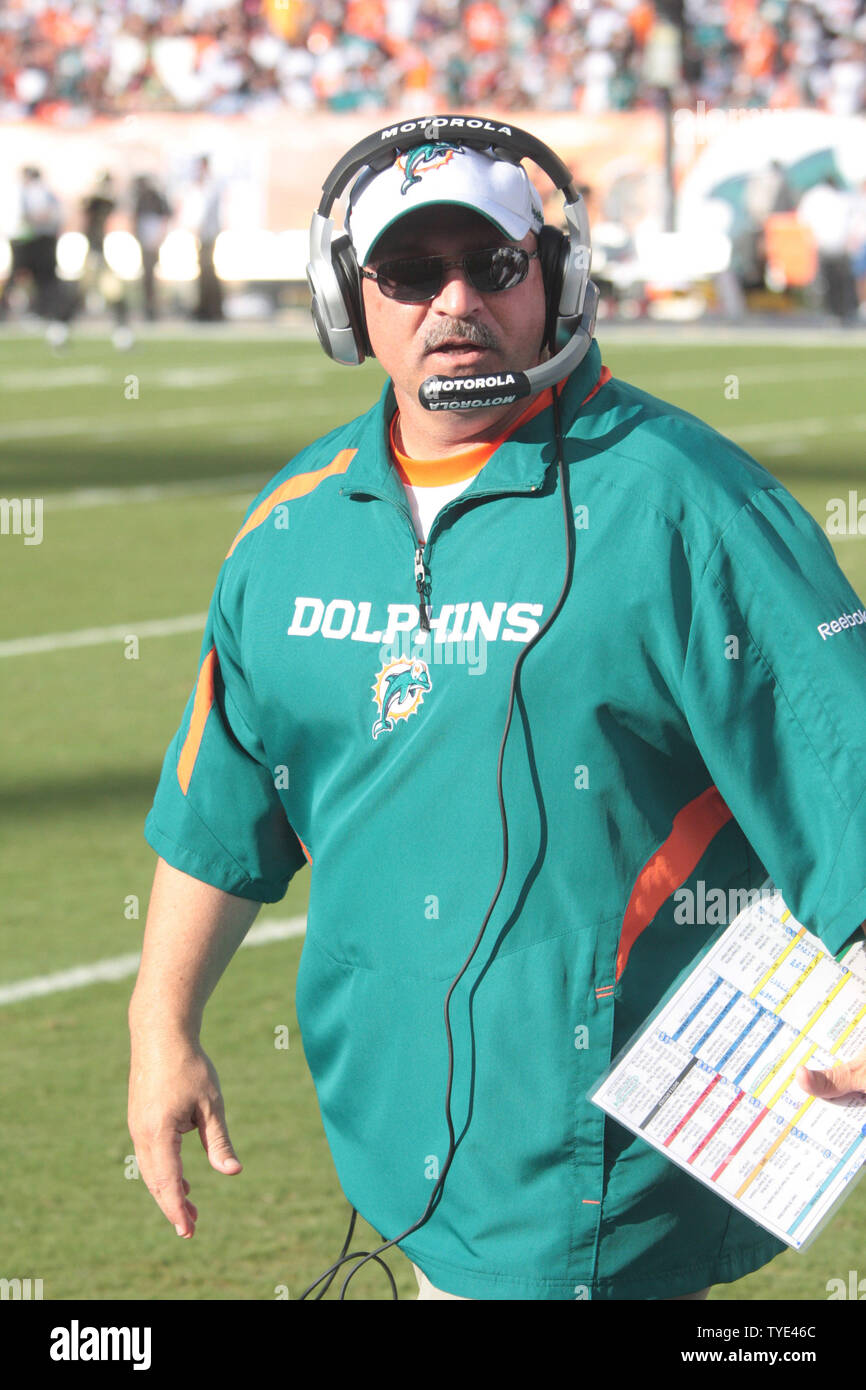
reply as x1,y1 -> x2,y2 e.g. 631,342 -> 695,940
132,173 -> 172,320
797,175 -> 859,322
80,170 -> 134,350
0,166 -> 65,328
129,123 -> 866,1301
181,154 -> 223,321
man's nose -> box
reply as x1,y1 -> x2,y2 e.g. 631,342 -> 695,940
430,265 -> 484,316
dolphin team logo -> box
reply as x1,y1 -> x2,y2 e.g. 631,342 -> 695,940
397,144 -> 456,196
371,658 -> 432,740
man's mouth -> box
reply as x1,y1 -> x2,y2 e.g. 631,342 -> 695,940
426,341 -> 490,359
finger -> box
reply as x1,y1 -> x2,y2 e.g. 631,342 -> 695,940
197,1101 -> 243,1174
137,1132 -> 196,1234
797,1061 -> 866,1099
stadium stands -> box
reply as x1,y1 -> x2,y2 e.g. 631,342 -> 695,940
0,0 -> 863,121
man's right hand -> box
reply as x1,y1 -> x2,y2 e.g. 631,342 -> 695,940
127,858 -> 262,1236
128,1035 -> 242,1238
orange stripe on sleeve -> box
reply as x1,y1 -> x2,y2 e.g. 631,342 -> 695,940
177,646 -> 217,795
226,449 -> 357,559
615,785 -> 733,981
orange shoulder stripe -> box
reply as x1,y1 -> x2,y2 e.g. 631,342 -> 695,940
226,448 -> 357,559
582,363 -> 612,406
615,785 -> 733,981
177,646 -> 217,795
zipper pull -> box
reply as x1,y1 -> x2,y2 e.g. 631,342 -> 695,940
414,545 -> 430,632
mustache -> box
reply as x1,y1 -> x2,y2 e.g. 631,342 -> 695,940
423,319 -> 499,354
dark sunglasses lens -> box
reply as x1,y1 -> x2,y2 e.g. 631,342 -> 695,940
376,257 -> 441,301
467,247 -> 529,292
374,247 -> 530,301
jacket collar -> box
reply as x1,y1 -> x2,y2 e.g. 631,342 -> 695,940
342,338 -> 604,505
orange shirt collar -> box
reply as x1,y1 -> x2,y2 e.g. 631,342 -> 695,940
391,387 -> 554,487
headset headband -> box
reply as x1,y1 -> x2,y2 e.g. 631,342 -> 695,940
316,115 -> 581,218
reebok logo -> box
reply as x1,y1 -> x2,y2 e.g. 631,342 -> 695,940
817,608 -> 866,639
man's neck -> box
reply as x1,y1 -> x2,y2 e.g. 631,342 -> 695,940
392,393 -> 538,460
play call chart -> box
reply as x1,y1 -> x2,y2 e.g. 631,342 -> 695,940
592,894 -> 866,1249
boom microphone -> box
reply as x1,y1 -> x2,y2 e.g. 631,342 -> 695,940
418,283 -> 599,411
419,370 -> 532,412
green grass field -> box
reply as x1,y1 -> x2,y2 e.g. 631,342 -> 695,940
2,322 -> 865,1302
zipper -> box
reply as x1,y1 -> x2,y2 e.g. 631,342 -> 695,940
343,486 -> 432,634
413,544 -> 430,632
341,479 -> 542,638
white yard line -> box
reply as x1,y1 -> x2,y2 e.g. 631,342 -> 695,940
0,614 -> 207,659
0,916 -> 307,1007
724,413 -> 866,444
2,366 -> 112,390
1,363 -> 329,393
3,394 -> 345,440
631,361 -> 865,391
42,475 -> 266,510
2,400 -> 292,441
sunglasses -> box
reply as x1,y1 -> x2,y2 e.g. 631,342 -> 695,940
360,246 -> 539,303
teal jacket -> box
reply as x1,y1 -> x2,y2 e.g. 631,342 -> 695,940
146,339 -> 866,1298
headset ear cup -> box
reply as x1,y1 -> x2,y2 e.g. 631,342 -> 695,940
537,225 -> 569,352
332,234 -> 373,362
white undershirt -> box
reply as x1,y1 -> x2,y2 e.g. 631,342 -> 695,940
401,475 -> 476,544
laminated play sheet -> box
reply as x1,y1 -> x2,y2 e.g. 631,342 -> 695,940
591,891 -> 866,1249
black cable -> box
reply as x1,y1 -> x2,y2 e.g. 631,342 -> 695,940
300,384 -> 574,1299
299,1205 -> 357,1300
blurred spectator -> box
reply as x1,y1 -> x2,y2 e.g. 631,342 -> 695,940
0,166 -> 66,323
181,154 -> 223,321
82,171 -> 116,259
846,173 -> 866,316
797,174 -> 860,319
133,173 -> 172,320
81,170 -> 132,341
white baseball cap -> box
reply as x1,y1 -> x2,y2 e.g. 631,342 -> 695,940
346,144 -> 545,265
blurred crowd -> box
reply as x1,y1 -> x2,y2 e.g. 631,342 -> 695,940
3,0 -> 866,333
3,154 -> 866,338
1,0 -> 865,120
0,158 -> 224,345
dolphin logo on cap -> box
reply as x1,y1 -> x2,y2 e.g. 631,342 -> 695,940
398,144 -> 457,196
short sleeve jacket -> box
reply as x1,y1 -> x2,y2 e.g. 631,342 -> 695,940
146,338 -> 866,1299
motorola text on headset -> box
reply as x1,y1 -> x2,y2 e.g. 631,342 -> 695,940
301,116 -> 598,1299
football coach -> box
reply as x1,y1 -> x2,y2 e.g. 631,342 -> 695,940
128,115 -> 866,1300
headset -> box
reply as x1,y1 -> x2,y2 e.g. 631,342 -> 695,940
306,114 -> 599,411
301,117 -> 594,1299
